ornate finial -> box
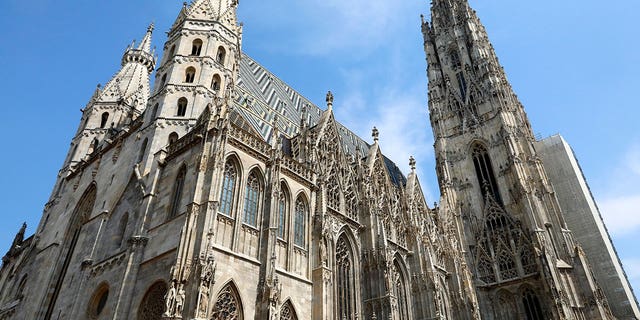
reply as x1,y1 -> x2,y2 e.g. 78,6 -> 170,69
410,156 -> 416,171
147,22 -> 155,33
326,91 -> 334,109
372,127 -> 379,142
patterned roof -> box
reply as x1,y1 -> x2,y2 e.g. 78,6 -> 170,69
235,53 -> 407,186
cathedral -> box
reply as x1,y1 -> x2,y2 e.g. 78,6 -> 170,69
1,0 -> 638,319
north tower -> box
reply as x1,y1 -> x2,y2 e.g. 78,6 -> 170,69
423,1 -> 614,319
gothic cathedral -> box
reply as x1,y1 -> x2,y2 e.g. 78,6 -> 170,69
0,0 -> 636,320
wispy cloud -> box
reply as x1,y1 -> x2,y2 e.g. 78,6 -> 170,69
597,143 -> 640,236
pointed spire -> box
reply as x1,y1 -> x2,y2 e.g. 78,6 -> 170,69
136,23 -> 155,54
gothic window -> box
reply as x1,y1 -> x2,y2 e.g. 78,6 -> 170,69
168,132 -> 179,145
44,185 -> 96,319
137,281 -> 167,320
243,171 -> 261,227
177,97 -> 188,117
87,283 -> 109,319
336,235 -> 356,320
522,288 -> 544,320
212,74 -> 222,91
496,240 -> 518,281
220,160 -> 238,216
168,45 -> 176,59
326,168 -> 341,211
293,196 -> 308,247
217,46 -> 227,65
211,283 -> 243,320
456,72 -> 467,99
168,166 -> 187,219
185,67 -> 196,83
393,260 -> 410,319
472,143 -> 502,205
279,300 -> 298,320
450,51 -> 461,69
277,184 -> 289,239
138,138 -> 148,163
100,112 -> 109,128
191,39 -> 203,56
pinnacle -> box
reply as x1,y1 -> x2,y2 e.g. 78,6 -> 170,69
136,22 -> 155,54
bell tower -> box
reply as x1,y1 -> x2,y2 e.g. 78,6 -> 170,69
142,0 -> 242,168
423,1 -> 613,319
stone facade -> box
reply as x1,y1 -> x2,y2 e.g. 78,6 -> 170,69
535,135 -> 640,319
0,0 -> 633,319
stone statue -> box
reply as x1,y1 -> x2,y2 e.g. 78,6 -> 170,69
176,284 -> 186,316
198,282 -> 209,317
164,281 -> 177,317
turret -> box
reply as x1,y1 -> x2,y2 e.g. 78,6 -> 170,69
59,24 -> 155,172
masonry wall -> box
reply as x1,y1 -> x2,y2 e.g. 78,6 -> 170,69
535,134 -> 640,319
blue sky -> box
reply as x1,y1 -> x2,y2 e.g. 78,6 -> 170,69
0,0 -> 638,299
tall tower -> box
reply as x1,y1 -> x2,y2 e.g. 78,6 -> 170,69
141,0 -> 242,171
423,1 -> 613,319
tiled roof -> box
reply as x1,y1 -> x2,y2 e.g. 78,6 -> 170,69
235,54 -> 406,186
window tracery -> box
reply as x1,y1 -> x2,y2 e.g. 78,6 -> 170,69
326,168 -> 341,211
243,171 -> 261,227
522,288 -> 544,320
294,197 -> 307,247
472,144 -> 502,205
279,301 -> 297,320
393,260 -> 410,319
211,283 -> 243,320
277,187 -> 288,239
220,160 -> 238,216
336,236 -> 355,320
137,281 -> 167,320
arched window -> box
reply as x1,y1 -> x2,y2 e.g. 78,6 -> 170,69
116,213 -> 128,248
220,160 -> 238,216
177,97 -> 188,117
168,132 -> 179,145
522,288 -> 544,320
216,46 -> 226,65
87,283 -> 109,319
138,138 -> 148,163
393,260 -> 410,319
211,283 -> 243,320
243,171 -> 261,227
293,196 -> 308,247
191,39 -> 203,56
137,281 -> 167,320
168,45 -> 176,60
89,138 -> 99,155
185,67 -> 196,83
169,166 -> 187,219
472,144 -> 502,205
495,290 -> 517,320
336,235 -> 356,320
44,185 -> 96,319
100,112 -> 109,128
211,74 -> 222,91
277,184 -> 289,239
279,300 -> 298,320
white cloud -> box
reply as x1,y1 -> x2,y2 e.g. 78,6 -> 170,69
597,143 -> 640,236
599,195 -> 640,236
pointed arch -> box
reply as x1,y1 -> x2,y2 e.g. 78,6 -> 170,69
242,168 -> 263,228
115,212 -> 129,248
520,286 -> 544,320
470,142 -> 502,205
220,156 -> 241,217
191,39 -> 203,56
168,165 -> 187,219
494,289 -> 517,320
393,257 -> 411,319
277,181 -> 290,240
335,232 -> 357,320
216,46 -> 227,65
137,281 -> 167,320
100,112 -> 109,128
293,193 -> 309,248
279,299 -> 298,320
211,281 -> 244,320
